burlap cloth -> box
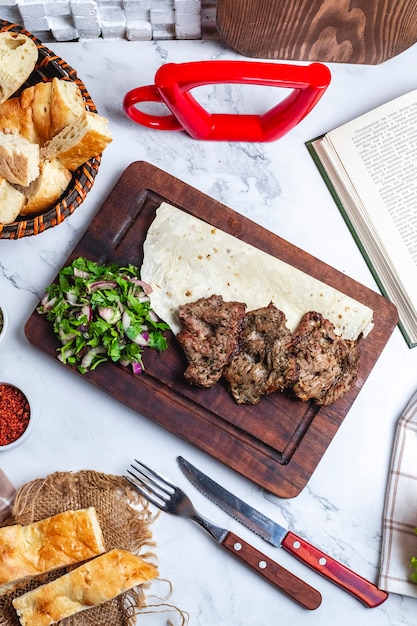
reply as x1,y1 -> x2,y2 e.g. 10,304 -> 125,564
0,470 -> 187,626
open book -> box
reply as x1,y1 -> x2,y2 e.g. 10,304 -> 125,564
306,89 -> 417,347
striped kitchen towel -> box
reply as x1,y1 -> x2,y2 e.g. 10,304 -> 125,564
0,468 -> 15,523
379,389 -> 417,596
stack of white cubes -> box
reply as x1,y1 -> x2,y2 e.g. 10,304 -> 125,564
0,0 -> 217,41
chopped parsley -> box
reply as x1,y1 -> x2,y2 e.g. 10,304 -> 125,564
37,257 -> 169,374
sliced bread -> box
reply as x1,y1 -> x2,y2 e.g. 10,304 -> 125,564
41,111 -> 112,171
0,78 -> 86,146
50,77 -> 86,138
0,91 -> 36,143
0,131 -> 39,186
0,32 -> 38,105
0,176 -> 25,224
16,158 -> 72,216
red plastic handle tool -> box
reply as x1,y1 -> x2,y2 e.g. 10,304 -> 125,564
282,531 -> 388,608
123,60 -> 331,141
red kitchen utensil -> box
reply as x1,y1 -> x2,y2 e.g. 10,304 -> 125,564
123,60 -> 331,141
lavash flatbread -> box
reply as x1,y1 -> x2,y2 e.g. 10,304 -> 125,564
141,202 -> 374,339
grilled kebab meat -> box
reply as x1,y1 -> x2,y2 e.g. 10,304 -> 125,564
223,304 -> 299,404
177,297 -> 360,406
290,311 -> 360,406
177,294 -> 246,388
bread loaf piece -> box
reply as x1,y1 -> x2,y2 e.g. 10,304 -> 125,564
16,158 -> 72,216
0,507 -> 106,592
0,92 -> 35,142
50,78 -> 86,139
12,549 -> 159,626
41,111 -> 112,171
0,78 -> 86,146
0,176 -> 25,223
0,132 -> 39,186
0,32 -> 38,105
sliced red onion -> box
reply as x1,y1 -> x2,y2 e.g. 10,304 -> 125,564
40,294 -> 57,311
98,307 -> 121,324
73,268 -> 90,279
58,348 -> 75,362
132,331 -> 149,346
87,280 -> 117,293
65,292 -> 79,304
81,304 -> 92,322
122,311 -> 131,330
131,361 -> 143,374
129,277 -> 153,294
148,310 -> 159,323
80,346 -> 106,369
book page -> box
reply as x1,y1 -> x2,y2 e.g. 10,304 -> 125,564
349,98 -> 417,261
323,90 -> 417,305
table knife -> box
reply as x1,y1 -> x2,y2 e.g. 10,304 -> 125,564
177,456 -> 388,608
127,459 -> 322,610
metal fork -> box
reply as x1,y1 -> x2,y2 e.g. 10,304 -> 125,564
125,459 -> 321,610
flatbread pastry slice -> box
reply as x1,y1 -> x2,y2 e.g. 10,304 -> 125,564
0,507 -> 106,592
12,549 -> 159,626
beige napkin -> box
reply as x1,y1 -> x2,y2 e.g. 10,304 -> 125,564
379,389 -> 417,596
0,468 -> 15,523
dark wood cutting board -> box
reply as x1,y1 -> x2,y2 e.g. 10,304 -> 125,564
216,0 -> 417,64
25,161 -> 398,498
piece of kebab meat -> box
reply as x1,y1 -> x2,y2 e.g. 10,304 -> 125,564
177,294 -> 246,388
223,303 -> 299,404
290,311 -> 361,406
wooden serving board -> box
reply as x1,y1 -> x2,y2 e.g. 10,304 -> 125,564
25,162 -> 398,498
216,0 -> 417,64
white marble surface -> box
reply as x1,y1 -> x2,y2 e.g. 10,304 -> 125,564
1,36 -> 417,625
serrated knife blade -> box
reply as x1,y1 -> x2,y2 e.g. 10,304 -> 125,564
177,456 -> 388,609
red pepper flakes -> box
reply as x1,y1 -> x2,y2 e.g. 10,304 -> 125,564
0,384 -> 30,446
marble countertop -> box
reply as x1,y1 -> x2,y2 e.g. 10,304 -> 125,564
1,36 -> 417,626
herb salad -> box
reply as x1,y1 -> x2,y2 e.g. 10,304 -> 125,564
38,257 -> 169,374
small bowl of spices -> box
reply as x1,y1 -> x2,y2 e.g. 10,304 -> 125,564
0,301 -> 7,344
0,382 -> 32,449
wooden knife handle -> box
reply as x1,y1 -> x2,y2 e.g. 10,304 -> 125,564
222,531 -> 322,610
282,531 -> 388,608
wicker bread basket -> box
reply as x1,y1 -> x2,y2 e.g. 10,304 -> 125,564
0,20 -> 101,239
